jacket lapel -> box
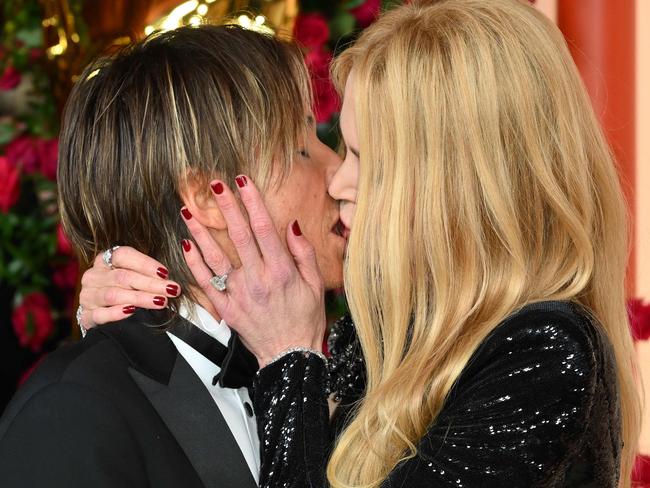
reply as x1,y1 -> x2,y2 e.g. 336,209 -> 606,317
100,310 -> 257,488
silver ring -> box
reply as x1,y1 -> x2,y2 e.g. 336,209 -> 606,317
209,270 -> 231,292
102,245 -> 121,270
76,305 -> 87,338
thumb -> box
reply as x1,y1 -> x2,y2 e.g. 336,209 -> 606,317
286,220 -> 323,293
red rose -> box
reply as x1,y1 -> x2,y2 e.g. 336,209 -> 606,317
0,65 -> 21,90
633,454 -> 650,485
56,223 -> 74,255
29,48 -> 44,61
52,259 -> 79,289
294,13 -> 330,49
5,135 -> 39,173
12,292 -> 55,353
627,298 -> 650,341
312,77 -> 339,124
350,0 -> 381,28
305,48 -> 333,81
0,156 -> 20,213
36,138 -> 58,180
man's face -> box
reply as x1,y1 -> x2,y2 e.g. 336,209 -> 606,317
262,119 -> 345,290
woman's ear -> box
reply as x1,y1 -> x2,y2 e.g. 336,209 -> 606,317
180,178 -> 227,230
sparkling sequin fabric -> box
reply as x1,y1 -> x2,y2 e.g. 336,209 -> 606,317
253,301 -> 622,487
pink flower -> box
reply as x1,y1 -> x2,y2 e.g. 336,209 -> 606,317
52,259 -> 79,289
627,298 -> 650,341
12,292 -> 55,353
36,138 -> 58,180
56,223 -> 74,255
312,77 -> 339,124
294,13 -> 330,49
305,48 -> 333,81
349,0 -> 381,28
0,65 -> 21,91
5,135 -> 39,173
0,156 -> 20,213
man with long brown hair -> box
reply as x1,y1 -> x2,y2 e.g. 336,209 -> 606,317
0,24 -> 344,487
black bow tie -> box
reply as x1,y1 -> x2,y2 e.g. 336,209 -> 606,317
169,323 -> 259,389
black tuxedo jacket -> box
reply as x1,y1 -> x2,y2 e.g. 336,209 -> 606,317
0,310 -> 258,488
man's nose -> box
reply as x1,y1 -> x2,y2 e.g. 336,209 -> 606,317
324,146 -> 343,186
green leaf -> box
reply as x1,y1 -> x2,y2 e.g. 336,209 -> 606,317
329,11 -> 356,39
382,0 -> 403,10
0,123 -> 17,146
317,121 -> 341,150
16,26 -> 43,48
343,0 -> 366,9
7,259 -> 24,276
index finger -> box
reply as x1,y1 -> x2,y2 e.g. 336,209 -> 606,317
93,246 -> 170,280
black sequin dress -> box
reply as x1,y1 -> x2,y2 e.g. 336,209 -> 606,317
252,300 -> 622,487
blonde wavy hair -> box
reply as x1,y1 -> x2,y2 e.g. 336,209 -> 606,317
328,0 -> 641,486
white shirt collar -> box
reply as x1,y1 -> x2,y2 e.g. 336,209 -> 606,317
178,303 -> 231,347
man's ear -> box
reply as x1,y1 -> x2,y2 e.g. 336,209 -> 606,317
180,178 -> 227,230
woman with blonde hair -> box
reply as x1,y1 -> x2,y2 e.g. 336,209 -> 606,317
81,0 -> 640,485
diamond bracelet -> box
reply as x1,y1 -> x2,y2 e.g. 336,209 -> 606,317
264,347 -> 327,368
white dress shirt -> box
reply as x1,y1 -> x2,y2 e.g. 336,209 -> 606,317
167,304 -> 260,482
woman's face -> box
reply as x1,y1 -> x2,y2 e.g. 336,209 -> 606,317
328,75 -> 359,240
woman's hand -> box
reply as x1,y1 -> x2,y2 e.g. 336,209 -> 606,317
181,175 -> 326,367
78,247 -> 182,328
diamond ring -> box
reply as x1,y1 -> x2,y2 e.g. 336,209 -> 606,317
102,245 -> 121,270
76,304 -> 87,338
209,270 -> 231,292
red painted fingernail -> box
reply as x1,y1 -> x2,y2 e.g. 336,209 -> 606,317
166,284 -> 179,296
181,239 -> 191,252
123,305 -> 136,315
291,220 -> 302,236
235,175 -> 247,188
157,267 -> 169,279
153,296 -> 166,306
181,207 -> 192,220
211,182 -> 224,195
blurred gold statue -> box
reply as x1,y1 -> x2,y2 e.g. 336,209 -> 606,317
145,0 -> 299,37
39,0 -> 299,113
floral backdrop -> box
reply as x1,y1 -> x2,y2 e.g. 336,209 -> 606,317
0,0 -> 86,408
0,0 -> 648,481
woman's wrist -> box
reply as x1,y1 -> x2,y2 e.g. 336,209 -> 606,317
258,345 -> 326,369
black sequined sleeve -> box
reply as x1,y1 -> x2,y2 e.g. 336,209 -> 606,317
253,351 -> 331,488
252,315 -> 364,488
